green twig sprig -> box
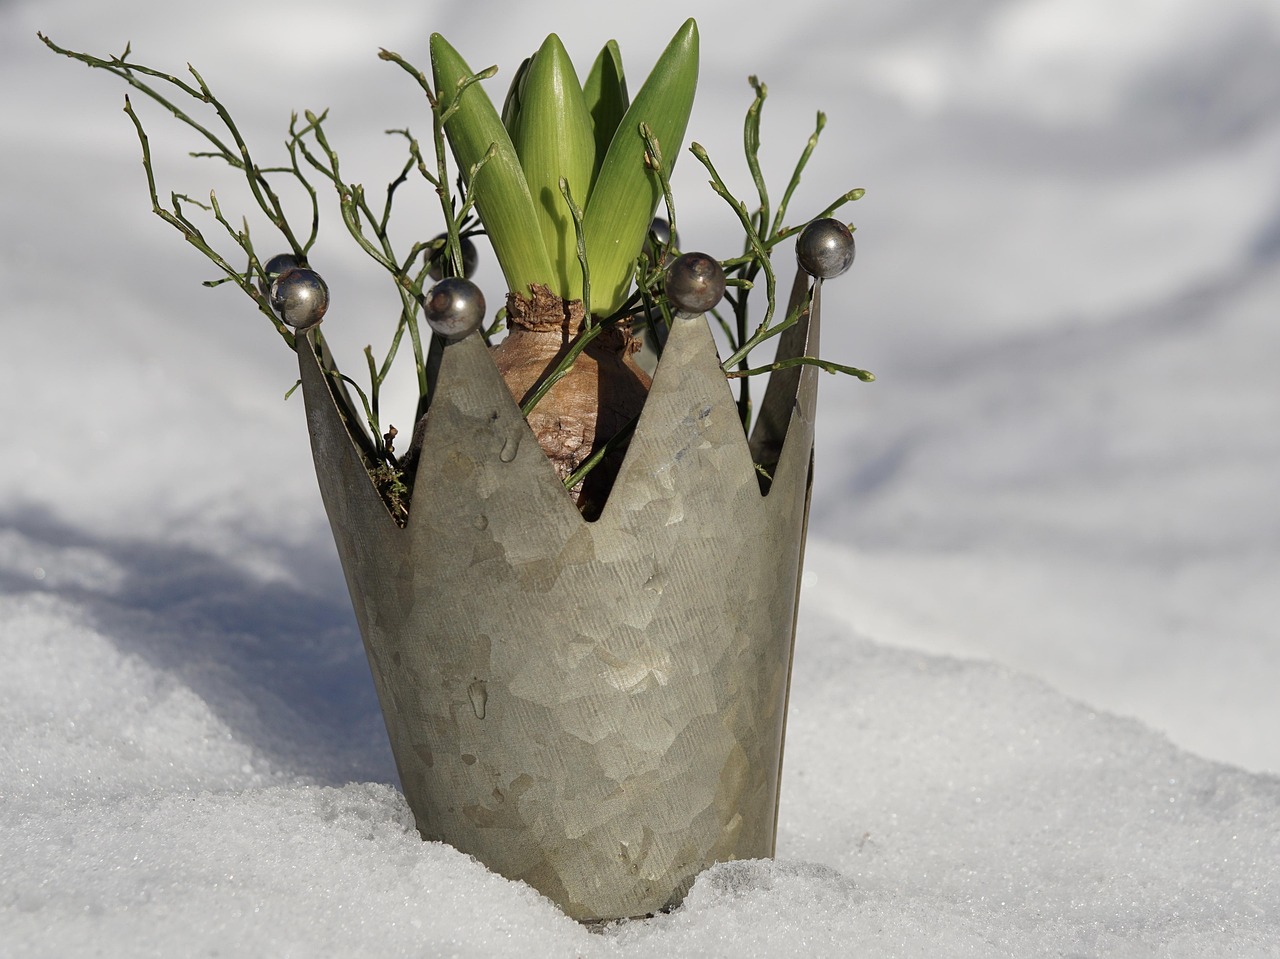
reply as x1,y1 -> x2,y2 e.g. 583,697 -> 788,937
43,28 -> 872,511
684,75 -> 869,432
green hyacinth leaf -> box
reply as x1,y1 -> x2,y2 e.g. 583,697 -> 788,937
582,39 -> 628,185
430,33 -> 553,297
584,18 -> 698,317
500,55 -> 531,133
508,34 -> 596,301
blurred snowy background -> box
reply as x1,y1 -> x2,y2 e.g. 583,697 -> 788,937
2,0 -> 1278,955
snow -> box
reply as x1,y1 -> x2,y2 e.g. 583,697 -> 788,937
3,0 -> 1279,955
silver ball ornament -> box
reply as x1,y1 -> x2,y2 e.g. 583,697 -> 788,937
796,218 -> 856,279
259,253 -> 303,297
424,277 -> 486,339
427,234 -> 479,281
665,252 -> 726,316
645,218 -> 680,264
270,268 -> 330,331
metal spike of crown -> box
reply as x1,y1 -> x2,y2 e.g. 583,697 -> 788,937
296,267 -> 823,921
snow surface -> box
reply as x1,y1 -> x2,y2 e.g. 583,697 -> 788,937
3,0 -> 1279,955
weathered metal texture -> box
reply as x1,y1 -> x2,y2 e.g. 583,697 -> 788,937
296,270 -> 821,921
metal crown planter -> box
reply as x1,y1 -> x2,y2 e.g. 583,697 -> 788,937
45,23 -> 870,926
298,272 -> 822,920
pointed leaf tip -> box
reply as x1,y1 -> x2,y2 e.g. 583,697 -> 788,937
509,33 -> 595,299
583,19 -> 700,316
583,39 -> 629,182
429,34 -> 553,296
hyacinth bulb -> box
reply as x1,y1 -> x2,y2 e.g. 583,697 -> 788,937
270,268 -> 329,331
427,234 -> 480,281
796,218 -> 855,279
665,252 -> 726,316
424,277 -> 486,339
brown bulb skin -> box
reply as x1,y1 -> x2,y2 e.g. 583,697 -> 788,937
489,284 -> 649,519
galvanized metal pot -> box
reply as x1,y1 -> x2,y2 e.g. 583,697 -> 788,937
296,271 -> 821,921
